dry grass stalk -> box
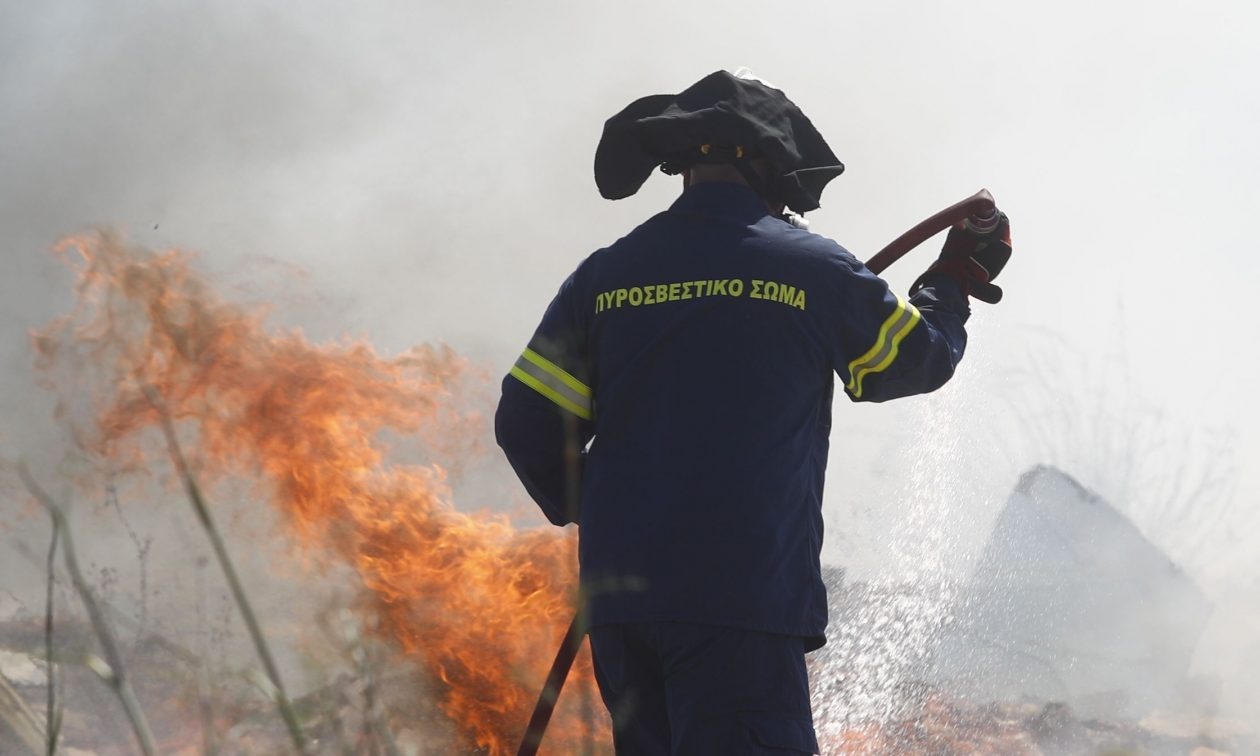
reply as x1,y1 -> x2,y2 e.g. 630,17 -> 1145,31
10,539 -> 201,668
0,672 -> 45,755
17,463 -> 157,756
341,615 -> 401,756
142,386 -> 309,754
44,515 -> 62,756
197,661 -> 219,756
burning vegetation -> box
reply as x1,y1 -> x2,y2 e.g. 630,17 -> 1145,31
15,231 -> 603,753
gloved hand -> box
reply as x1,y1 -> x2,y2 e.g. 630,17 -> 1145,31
912,211 -> 1011,304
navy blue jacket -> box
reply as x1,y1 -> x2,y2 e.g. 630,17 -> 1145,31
495,182 -> 969,650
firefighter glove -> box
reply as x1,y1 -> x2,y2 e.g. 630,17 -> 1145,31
913,211 -> 1011,304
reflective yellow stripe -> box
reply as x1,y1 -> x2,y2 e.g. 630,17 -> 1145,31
521,348 -> 592,397
846,296 -> 922,399
509,348 -> 593,420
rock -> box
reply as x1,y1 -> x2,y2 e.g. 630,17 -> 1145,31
930,466 -> 1211,719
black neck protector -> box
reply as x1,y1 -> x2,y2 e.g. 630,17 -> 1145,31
660,144 -> 784,212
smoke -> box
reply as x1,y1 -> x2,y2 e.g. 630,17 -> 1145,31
0,2 -> 380,645
3,0 -> 1259,749
0,7 -> 584,750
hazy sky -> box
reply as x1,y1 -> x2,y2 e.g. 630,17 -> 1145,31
3,1 -> 1258,593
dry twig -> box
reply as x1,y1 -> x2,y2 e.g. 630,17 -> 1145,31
0,672 -> 44,756
18,462 -> 157,756
10,539 -> 201,668
142,385 -> 309,753
44,515 -> 61,756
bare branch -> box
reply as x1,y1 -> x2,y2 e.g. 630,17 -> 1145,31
45,514 -> 60,756
141,385 -> 309,754
17,462 -> 157,756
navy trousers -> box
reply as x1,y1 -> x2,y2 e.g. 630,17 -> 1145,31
589,622 -> 819,755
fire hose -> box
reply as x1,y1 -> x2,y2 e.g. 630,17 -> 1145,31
515,188 -> 1001,756
864,188 -> 996,275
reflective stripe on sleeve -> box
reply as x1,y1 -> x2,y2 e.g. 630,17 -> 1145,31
845,296 -> 922,399
509,347 -> 594,420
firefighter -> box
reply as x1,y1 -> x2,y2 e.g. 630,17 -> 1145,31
495,70 -> 1010,755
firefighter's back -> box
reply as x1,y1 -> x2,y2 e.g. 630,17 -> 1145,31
577,181 -> 845,646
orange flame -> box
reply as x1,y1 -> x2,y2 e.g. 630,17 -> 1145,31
34,231 -> 606,753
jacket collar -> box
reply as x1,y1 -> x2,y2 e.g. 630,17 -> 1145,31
667,181 -> 772,224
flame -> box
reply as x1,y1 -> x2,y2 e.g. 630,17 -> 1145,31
34,231 -> 605,753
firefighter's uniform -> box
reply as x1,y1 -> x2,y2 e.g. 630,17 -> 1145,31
496,180 -> 970,753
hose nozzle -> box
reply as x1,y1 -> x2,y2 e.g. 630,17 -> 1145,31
964,206 -> 1001,235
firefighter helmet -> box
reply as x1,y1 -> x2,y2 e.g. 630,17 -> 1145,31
594,69 -> 845,214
